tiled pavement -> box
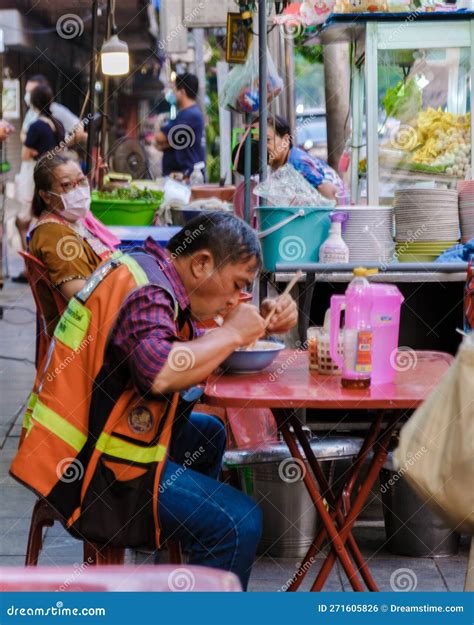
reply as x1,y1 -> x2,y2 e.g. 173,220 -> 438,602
0,268 -> 469,592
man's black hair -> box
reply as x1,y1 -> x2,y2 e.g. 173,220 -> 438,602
175,73 -> 199,101
166,212 -> 262,269
268,115 -> 293,148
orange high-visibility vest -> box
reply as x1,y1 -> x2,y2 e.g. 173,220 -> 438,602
10,250 -> 191,549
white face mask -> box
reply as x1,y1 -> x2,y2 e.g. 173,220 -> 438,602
50,184 -> 91,221
24,92 -> 31,107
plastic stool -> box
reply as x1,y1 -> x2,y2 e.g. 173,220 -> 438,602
26,498 -> 182,566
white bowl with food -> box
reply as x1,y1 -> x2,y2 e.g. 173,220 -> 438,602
220,340 -> 285,374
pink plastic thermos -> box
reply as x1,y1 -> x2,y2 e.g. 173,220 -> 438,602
330,273 -> 404,387
330,268 -> 374,389
370,284 -> 404,385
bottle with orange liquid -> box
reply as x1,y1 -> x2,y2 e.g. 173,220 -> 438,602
329,268 -> 374,389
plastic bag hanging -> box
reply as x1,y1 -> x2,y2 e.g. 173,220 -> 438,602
220,38 -> 283,114
253,163 -> 335,208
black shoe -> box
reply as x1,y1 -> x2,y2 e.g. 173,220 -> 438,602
12,273 -> 28,284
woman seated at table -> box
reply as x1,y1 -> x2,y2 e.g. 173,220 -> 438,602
266,115 -> 345,201
28,152 -> 120,333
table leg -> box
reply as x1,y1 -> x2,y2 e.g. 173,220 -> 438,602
278,418 -> 365,592
290,416 -> 380,592
311,414 -> 398,591
298,272 -> 316,345
285,412 -> 384,592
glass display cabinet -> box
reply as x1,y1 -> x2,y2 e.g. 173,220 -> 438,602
323,14 -> 474,204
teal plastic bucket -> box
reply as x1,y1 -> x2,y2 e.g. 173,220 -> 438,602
257,206 -> 331,272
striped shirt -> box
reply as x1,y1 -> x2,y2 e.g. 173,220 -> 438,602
107,238 -> 197,395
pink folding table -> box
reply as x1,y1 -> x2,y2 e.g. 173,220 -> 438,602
204,350 -> 453,592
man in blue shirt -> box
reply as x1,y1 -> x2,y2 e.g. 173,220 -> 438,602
156,73 -> 206,178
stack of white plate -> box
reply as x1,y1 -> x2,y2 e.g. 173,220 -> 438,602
340,206 -> 394,263
394,189 -> 460,242
458,181 -> 474,243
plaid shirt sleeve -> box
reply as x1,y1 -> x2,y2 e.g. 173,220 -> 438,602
109,285 -> 180,396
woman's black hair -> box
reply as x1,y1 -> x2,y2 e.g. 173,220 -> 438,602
268,115 -> 293,148
32,153 -> 74,217
30,84 -> 65,145
167,212 -> 262,269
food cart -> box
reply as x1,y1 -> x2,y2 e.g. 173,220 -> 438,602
321,12 -> 474,204
260,12 -> 474,372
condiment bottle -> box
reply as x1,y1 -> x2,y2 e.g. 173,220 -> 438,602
330,267 -> 374,389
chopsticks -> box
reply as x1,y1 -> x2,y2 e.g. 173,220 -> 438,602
247,270 -> 302,349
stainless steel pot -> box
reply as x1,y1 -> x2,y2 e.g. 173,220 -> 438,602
224,436 -> 363,558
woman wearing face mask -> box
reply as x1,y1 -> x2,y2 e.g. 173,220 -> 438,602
28,153 -> 120,333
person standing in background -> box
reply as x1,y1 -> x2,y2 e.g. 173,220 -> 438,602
13,84 -> 66,283
155,73 -> 206,179
21,75 -> 86,144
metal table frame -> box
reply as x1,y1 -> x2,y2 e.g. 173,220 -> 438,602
276,407 -> 396,591
205,350 -> 453,592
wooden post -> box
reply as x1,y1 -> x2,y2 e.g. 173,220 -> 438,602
323,42 -> 350,171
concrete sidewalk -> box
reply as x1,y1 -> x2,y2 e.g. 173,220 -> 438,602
0,276 -> 469,592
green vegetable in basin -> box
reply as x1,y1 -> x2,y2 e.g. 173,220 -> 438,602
94,187 -> 164,203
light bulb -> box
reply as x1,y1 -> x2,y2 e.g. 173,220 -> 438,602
101,34 -> 130,76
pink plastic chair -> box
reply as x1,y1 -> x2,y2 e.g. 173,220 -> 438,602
0,565 -> 242,592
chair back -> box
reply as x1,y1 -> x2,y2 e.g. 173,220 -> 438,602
19,251 -> 67,367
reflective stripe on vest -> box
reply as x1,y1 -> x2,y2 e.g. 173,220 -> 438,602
96,432 -> 167,464
54,254 -> 149,351
54,298 -> 92,351
30,400 -> 87,452
22,392 -> 38,431
116,255 -> 149,287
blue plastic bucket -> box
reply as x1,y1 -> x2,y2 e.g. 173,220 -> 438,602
257,206 -> 331,272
